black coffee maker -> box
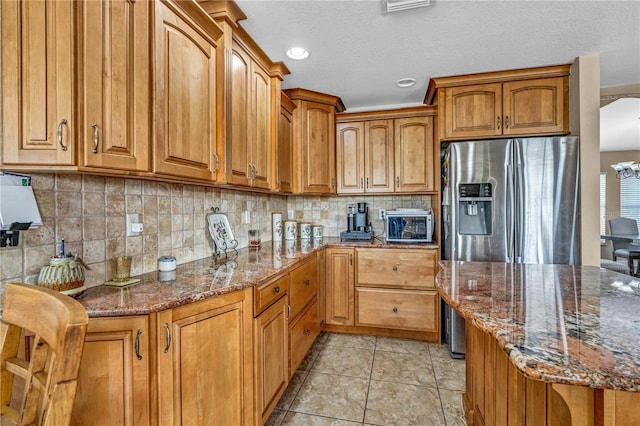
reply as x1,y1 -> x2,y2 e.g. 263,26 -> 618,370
340,202 -> 373,241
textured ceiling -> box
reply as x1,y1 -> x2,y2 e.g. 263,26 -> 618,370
235,0 -> 640,150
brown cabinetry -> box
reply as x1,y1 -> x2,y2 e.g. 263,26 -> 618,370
288,255 -> 320,376
253,273 -> 289,425
336,108 -> 436,194
355,248 -> 439,335
78,0 -> 150,172
156,288 -> 253,426
277,93 -> 296,193
285,88 -> 345,194
72,316 -> 150,426
324,247 -> 355,326
428,65 -> 571,141
153,0 -> 221,182
2,0 -> 75,167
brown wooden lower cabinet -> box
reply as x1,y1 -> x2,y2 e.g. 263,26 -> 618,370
355,287 -> 438,332
288,297 -> 320,377
156,288 -> 254,426
464,320 -> 640,425
71,316 -> 150,426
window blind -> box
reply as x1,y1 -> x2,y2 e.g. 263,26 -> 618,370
600,172 -> 606,235
620,178 -> 640,224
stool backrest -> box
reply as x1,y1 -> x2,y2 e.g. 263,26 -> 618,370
1,283 -> 88,426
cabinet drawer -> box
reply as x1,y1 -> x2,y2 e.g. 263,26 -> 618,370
254,273 -> 289,316
356,248 -> 436,289
356,288 -> 438,332
289,297 -> 320,376
289,257 -> 318,319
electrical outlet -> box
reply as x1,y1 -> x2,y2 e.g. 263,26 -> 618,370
126,214 -> 142,237
378,209 -> 386,220
242,211 -> 251,224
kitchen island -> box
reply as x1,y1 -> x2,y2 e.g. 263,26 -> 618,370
436,260 -> 640,426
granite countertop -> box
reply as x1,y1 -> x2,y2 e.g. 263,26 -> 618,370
75,237 -> 438,318
436,260 -> 640,392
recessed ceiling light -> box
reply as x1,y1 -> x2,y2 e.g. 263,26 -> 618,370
286,47 -> 309,60
396,78 -> 416,88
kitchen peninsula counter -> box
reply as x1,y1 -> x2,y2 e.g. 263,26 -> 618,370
436,260 -> 640,425
76,237 -> 437,317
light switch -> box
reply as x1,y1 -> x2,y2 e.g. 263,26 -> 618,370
126,214 -> 142,237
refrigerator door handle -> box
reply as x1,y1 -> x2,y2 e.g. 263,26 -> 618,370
513,141 -> 524,263
506,163 -> 515,263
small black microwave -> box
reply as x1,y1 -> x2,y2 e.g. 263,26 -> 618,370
385,209 -> 434,243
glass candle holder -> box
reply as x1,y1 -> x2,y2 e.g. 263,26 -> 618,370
110,256 -> 132,282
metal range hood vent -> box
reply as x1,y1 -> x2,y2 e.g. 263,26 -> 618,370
382,0 -> 431,13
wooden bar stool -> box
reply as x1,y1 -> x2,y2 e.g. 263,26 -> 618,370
1,283 -> 88,426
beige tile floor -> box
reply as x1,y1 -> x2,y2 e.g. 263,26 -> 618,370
266,332 -> 467,426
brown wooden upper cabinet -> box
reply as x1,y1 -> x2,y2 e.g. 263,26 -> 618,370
285,88 -> 346,195
277,92 -> 296,193
153,0 -> 222,182
79,0 -> 151,172
2,0 -> 76,167
336,107 -> 436,194
426,64 -> 571,141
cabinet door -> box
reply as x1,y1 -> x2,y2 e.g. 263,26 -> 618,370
324,248 -> 355,326
300,102 -> 336,194
278,94 -> 295,193
356,287 -> 438,332
254,296 -> 288,424
289,297 -> 320,377
289,256 -> 319,319
336,122 -> 365,194
2,0 -> 75,166
72,316 -> 150,426
80,0 -> 150,171
228,45 -> 251,187
249,62 -> 272,189
157,289 -> 253,426
394,116 -> 434,193
356,248 -> 437,290
365,120 -> 394,193
502,77 -> 568,136
443,83 -> 502,139
154,0 -> 217,181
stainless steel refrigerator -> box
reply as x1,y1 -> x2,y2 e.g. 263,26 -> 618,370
441,137 -> 580,358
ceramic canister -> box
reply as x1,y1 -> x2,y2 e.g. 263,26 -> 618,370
299,223 -> 312,239
312,225 -> 323,238
272,212 -> 283,241
284,220 -> 297,240
301,238 -> 312,253
285,239 -> 297,258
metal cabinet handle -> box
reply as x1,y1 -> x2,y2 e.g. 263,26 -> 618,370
285,303 -> 291,321
392,307 -> 398,313
505,116 -> 510,129
252,164 -> 258,179
360,177 -> 363,189
57,119 -> 68,151
304,279 -> 310,286
304,329 -> 311,336
349,253 -> 353,265
163,323 -> 171,353
497,116 -> 501,130
135,329 -> 143,360
274,286 -> 280,294
91,122 -> 99,153
366,177 -> 369,188
392,266 -> 398,271
212,152 -> 220,173
396,176 -> 400,187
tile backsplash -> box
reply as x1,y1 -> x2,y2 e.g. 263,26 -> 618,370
0,174 -> 431,292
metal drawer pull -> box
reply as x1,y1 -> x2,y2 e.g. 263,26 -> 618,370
392,266 -> 398,271
163,323 -> 171,353
91,122 -> 99,153
135,329 -> 143,360
497,116 -> 501,130
212,152 -> 220,172
350,254 -> 353,265
304,329 -> 311,336
366,177 -> 369,188
274,286 -> 280,293
505,116 -> 510,129
57,119 -> 68,151
396,176 -> 400,187
286,303 -> 291,321
393,307 -> 398,313
304,279 -> 310,286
